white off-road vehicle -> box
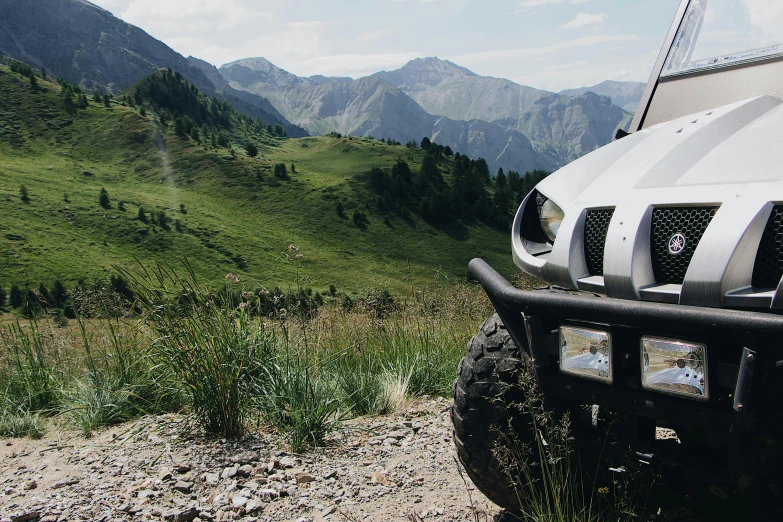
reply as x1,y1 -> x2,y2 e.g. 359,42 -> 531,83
453,0 -> 783,516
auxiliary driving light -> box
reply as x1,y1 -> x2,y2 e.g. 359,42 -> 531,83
559,326 -> 612,383
641,337 -> 708,400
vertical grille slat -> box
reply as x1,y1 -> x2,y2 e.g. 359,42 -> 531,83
584,209 -> 614,276
752,205 -> 783,288
651,206 -> 718,285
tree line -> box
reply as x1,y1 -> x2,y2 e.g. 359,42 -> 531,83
365,137 -> 549,229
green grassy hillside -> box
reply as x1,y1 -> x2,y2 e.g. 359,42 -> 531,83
0,64 -> 518,296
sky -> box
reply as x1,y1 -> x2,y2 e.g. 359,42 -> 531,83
88,0 -> 682,92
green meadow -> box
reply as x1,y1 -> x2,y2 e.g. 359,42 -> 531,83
0,63 -> 516,296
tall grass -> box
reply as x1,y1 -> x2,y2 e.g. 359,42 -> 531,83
120,261 -> 278,438
494,364 -> 645,522
0,264 -> 493,447
1,320 -> 60,413
62,319 -> 183,436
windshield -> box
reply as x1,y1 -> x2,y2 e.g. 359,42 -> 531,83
662,0 -> 783,77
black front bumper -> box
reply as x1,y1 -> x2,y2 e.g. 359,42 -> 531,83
468,258 -> 783,431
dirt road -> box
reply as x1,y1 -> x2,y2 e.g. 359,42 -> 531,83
0,398 -> 502,522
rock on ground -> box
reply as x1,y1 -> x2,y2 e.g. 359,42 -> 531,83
0,398 -> 501,522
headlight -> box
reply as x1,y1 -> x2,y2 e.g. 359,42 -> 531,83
641,337 -> 708,400
539,198 -> 565,242
559,326 -> 613,383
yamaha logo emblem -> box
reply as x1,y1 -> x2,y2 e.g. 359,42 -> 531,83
668,233 -> 687,255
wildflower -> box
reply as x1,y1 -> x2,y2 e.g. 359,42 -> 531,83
295,253 -> 304,259
597,487 -> 609,495
225,273 -> 240,283
288,244 -> 299,252
238,302 -> 250,311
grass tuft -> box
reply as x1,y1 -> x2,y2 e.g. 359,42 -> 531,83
120,261 -> 275,439
0,407 -> 45,439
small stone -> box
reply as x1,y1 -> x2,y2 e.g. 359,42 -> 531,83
279,457 -> 297,468
386,430 -> 407,440
175,464 -> 192,474
323,470 -> 338,480
23,480 -> 37,491
174,481 -> 194,494
10,512 -> 40,522
369,472 -> 391,486
295,473 -> 315,484
230,452 -> 259,465
232,495 -> 248,509
163,506 -> 200,522
245,499 -> 261,513
202,472 -> 219,485
258,489 -> 279,500
238,464 -> 254,477
138,489 -> 156,499
51,478 -> 80,489
322,505 -> 336,516
221,465 -> 239,479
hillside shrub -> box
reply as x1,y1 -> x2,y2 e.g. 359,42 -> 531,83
99,188 -> 110,209
274,163 -> 288,179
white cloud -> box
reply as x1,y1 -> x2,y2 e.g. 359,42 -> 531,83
120,0 -> 270,34
742,0 -> 783,40
357,28 -> 396,41
519,0 -> 588,8
289,52 -> 422,78
561,13 -> 607,29
452,34 -> 640,64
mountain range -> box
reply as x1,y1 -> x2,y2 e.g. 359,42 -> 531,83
0,0 -> 645,175
220,57 -> 638,172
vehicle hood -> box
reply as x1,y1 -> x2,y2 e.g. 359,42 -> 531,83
512,95 -> 783,310
536,95 -> 783,211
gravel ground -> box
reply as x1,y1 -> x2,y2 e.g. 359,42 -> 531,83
0,398 -> 502,522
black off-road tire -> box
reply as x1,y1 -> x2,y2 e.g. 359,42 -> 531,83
451,313 -> 528,512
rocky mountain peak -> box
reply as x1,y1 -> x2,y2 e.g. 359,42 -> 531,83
376,57 -> 476,89
219,57 -> 310,90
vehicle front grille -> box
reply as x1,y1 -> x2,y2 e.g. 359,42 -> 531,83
752,205 -> 783,288
584,209 -> 614,276
651,206 -> 718,285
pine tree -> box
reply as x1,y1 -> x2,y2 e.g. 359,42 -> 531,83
245,142 -> 259,157
29,74 -> 38,91
103,94 -> 111,107
0,287 -> 7,310
137,206 -> 148,223
99,188 -> 110,209
51,280 -> 67,307
9,285 -> 23,308
19,185 -> 29,202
